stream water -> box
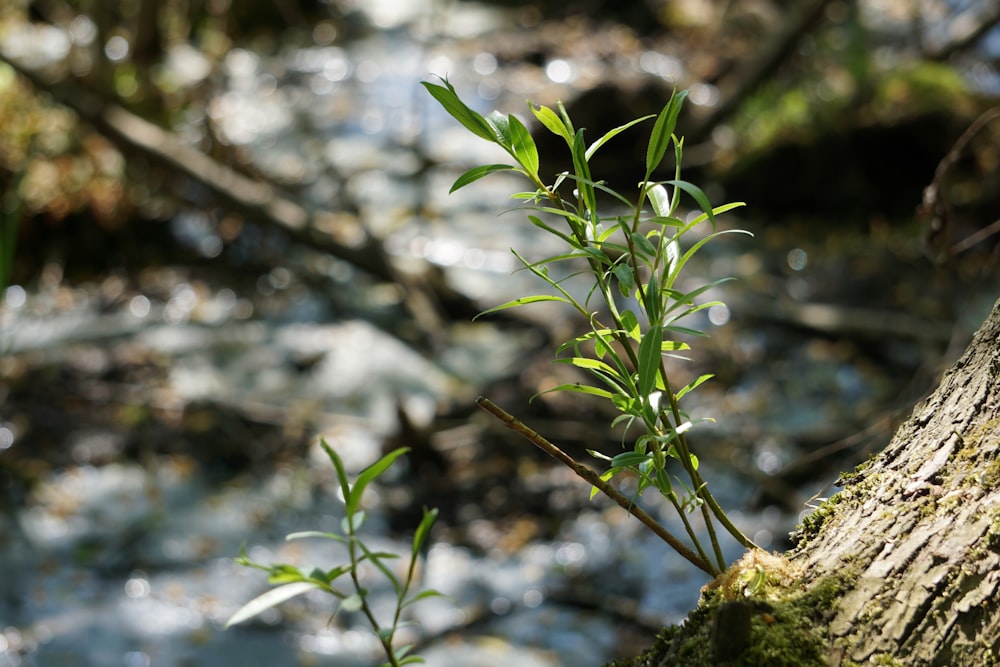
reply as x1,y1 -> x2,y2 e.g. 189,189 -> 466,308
1,1 -> 999,666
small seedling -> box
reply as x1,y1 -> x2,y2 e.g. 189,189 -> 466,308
227,443 -> 443,667
425,76 -> 757,575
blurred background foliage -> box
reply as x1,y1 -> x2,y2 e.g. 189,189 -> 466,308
0,0 -> 999,664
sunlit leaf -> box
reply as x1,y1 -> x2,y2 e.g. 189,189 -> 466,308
474,295 -> 571,320
340,593 -> 363,613
225,582 -> 316,628
485,110 -> 511,146
341,510 -> 365,534
676,374 -> 714,400
286,530 -> 346,543
620,310 -> 640,340
537,383 -> 615,400
647,183 -> 672,218
586,114 -> 655,160
508,113 -> 539,177
663,179 -> 716,225
348,448 -> 409,517
450,164 -> 516,193
531,102 -> 573,145
266,564 -> 306,584
421,78 -> 497,143
645,90 -> 687,178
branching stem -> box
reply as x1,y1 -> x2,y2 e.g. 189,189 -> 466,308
476,396 -> 720,577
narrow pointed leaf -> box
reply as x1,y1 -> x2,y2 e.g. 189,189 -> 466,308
637,325 -> 663,399
411,507 -> 438,559
586,114 -> 655,160
508,113 -> 539,177
286,530 -> 346,543
537,383 -> 614,400
571,130 -> 596,214
348,448 -> 409,516
321,440 -> 352,508
664,179 -> 716,225
225,582 -> 316,628
474,295 -> 570,319
676,373 -> 714,400
632,233 -> 656,257
645,90 -> 688,177
531,103 -> 573,145
611,451 -> 652,467
450,164 -> 516,193
421,79 -> 496,143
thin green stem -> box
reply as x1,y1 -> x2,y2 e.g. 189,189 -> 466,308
347,529 -> 400,667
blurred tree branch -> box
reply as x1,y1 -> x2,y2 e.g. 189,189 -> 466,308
924,3 -> 1000,61
688,0 -> 838,143
0,51 -> 489,344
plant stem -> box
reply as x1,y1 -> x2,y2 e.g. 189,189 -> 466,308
476,396 -> 720,577
347,531 -> 399,666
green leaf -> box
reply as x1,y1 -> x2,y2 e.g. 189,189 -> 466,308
348,447 -> 409,517
507,113 -> 539,177
341,510 -> 366,534
531,102 -> 573,145
411,507 -> 438,559
570,130 -> 596,215
340,592 -> 363,613
654,467 -> 673,495
359,542 -> 402,595
636,325 -> 663,399
613,263 -> 634,298
645,90 -> 688,177
402,588 -> 446,609
556,356 -> 618,374
537,383 -> 614,400
421,78 -> 497,143
663,324 -> 710,337
267,564 -> 306,584
285,530 -> 346,543
474,294 -> 571,320
646,183 -> 672,218
450,164 -> 516,193
590,468 -> 617,499
225,582 -> 316,628
586,114 -> 655,161
610,451 -> 652,467
485,109 -> 512,146
620,310 -> 640,340
676,373 -> 714,400
631,232 -> 657,259
321,440 -> 352,509
663,179 -> 715,225
527,215 -> 576,246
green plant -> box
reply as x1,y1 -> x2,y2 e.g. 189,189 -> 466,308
423,77 -> 757,576
226,443 -> 443,667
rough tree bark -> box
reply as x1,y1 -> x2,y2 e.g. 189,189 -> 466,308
615,298 -> 1000,667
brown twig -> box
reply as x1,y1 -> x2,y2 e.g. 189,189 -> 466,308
475,396 -> 720,577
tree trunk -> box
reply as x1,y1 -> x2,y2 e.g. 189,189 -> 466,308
614,297 -> 1000,667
